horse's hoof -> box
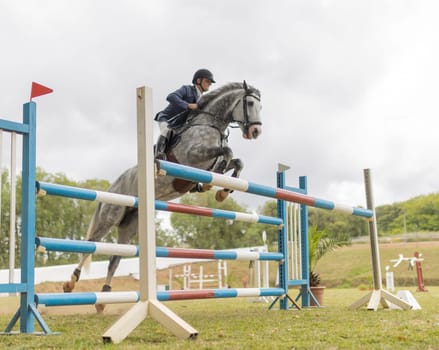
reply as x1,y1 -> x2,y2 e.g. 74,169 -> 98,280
95,303 -> 106,314
201,184 -> 213,192
102,284 -> 112,292
215,190 -> 229,202
63,281 -> 74,293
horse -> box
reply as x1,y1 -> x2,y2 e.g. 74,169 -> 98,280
62,81 -> 262,313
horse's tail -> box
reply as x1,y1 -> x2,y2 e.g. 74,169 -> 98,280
83,205 -> 99,273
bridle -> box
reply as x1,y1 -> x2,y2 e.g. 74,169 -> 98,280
230,81 -> 262,136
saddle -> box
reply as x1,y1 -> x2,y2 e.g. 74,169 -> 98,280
161,112 -> 222,194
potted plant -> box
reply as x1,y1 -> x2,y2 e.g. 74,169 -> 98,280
308,225 -> 350,306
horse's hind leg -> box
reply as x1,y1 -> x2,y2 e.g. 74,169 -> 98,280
95,209 -> 138,313
215,158 -> 244,202
63,204 -> 123,293
62,253 -> 92,292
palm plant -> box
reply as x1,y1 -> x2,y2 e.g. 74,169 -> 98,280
308,225 -> 351,287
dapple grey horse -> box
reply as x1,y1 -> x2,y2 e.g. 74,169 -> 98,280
63,82 -> 262,312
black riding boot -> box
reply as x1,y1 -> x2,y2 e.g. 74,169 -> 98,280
155,135 -> 168,160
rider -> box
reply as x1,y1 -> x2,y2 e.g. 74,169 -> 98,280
154,68 -> 216,160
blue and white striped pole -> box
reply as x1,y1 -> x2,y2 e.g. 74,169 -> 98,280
36,237 -> 284,261
157,160 -> 373,218
37,182 -> 282,227
35,287 -> 286,306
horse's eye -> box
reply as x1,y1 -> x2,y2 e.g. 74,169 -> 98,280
247,101 -> 254,107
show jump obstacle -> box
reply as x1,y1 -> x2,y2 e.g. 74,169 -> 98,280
0,86 -> 411,343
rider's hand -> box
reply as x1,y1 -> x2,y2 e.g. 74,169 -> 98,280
187,103 -> 198,110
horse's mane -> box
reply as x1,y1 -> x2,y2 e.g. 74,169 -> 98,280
198,82 -> 260,109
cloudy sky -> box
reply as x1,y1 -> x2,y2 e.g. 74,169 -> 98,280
1,1 -> 439,211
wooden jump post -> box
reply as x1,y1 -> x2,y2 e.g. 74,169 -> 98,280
349,169 -> 412,311
102,87 -> 198,343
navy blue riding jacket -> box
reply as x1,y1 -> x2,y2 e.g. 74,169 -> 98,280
155,85 -> 199,128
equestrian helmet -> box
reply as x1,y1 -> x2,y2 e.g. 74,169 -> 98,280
192,69 -> 216,84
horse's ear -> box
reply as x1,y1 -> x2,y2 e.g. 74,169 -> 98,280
243,80 -> 248,91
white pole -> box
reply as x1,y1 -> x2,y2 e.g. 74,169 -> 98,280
385,266 -> 394,292
223,260 -> 228,288
288,204 -> 293,279
9,132 -> 16,286
199,266 -> 203,289
255,259 -> 261,289
263,260 -> 269,288
0,130 -> 2,240
218,260 -> 223,288
297,203 -> 302,277
187,265 -> 191,289
183,265 -> 189,290
168,268 -> 172,290
293,204 -> 298,279
262,231 -> 268,288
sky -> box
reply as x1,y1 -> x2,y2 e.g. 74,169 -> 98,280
1,1 -> 439,212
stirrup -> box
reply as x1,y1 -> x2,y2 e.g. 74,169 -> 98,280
190,183 -> 203,193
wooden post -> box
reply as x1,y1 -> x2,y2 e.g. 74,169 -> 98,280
349,169 -> 412,311
102,87 -> 197,343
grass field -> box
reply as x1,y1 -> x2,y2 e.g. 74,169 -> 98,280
157,241 -> 439,290
0,241 -> 438,349
1,288 -> 438,349
317,241 -> 439,288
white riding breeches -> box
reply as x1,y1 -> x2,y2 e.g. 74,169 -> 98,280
159,121 -> 170,137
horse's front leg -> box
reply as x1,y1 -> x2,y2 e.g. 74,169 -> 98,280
215,158 -> 244,202
187,144 -> 233,166
188,145 -> 233,193
228,158 -> 244,178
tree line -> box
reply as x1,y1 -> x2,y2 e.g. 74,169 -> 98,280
0,169 -> 438,268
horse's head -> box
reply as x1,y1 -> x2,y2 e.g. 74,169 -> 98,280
195,81 -> 262,139
230,81 -> 262,140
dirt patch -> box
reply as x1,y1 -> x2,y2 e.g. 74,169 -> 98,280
0,276 -> 141,316
35,275 -> 140,294
37,276 -> 141,315
39,301 -> 135,316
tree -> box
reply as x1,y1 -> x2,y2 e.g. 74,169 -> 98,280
0,168 -> 166,268
34,169 -> 113,264
376,204 -> 404,234
170,191 -> 256,249
155,217 -> 180,247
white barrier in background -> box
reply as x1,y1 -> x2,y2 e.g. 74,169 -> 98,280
0,257 -> 209,288
0,246 -> 266,291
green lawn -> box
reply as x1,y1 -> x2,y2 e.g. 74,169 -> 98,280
1,240 -> 438,349
1,287 -> 438,349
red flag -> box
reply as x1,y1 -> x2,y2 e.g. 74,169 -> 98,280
30,82 -> 53,101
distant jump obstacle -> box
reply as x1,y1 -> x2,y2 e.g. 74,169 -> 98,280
0,86 -> 411,343
388,252 -> 426,292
